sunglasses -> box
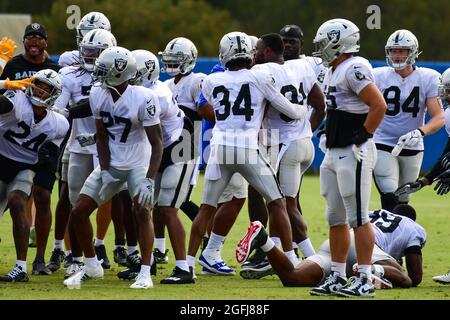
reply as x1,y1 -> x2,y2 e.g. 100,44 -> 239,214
24,34 -> 46,40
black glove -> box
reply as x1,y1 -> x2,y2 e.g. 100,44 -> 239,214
434,169 -> 450,196
351,126 -> 373,145
394,180 -> 424,197
440,152 -> 450,170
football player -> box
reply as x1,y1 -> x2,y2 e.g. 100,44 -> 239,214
0,69 -> 69,282
310,19 -> 387,297
63,47 -> 163,289
237,204 -> 426,290
373,30 -> 444,211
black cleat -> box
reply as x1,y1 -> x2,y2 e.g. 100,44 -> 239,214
240,248 -> 274,280
160,266 -> 195,284
95,244 -> 111,269
117,251 -> 142,280
153,248 -> 169,264
63,253 -> 73,269
32,256 -> 52,275
0,265 -> 29,282
64,261 -> 84,279
113,247 -> 128,267
47,248 -> 66,272
310,271 -> 348,296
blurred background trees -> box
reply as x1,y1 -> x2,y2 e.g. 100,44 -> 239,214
1,0 -> 448,60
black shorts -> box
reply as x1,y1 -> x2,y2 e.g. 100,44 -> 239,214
33,165 -> 57,193
0,154 -> 33,184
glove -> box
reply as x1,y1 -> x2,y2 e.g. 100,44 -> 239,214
0,78 -> 34,91
351,126 -> 373,146
434,169 -> 450,196
99,170 -> 120,200
138,178 -> 155,208
0,37 -> 16,64
394,180 -> 424,197
352,143 -> 367,162
397,129 -> 424,148
50,106 -> 69,118
76,134 -> 96,147
440,152 -> 450,170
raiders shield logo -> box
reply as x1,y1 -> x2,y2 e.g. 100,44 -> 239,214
115,58 -> 127,72
145,60 -> 155,72
327,30 -> 341,43
31,23 -> 41,30
146,100 -> 156,116
354,66 -> 366,81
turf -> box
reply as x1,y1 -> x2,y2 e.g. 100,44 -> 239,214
0,173 -> 449,300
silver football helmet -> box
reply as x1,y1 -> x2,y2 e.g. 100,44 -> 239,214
76,11 -> 111,46
219,31 -> 253,67
79,29 -> 117,72
439,68 -> 450,102
93,46 -> 137,87
130,50 -> 160,87
159,37 -> 197,76
26,69 -> 62,108
312,18 -> 360,67
385,29 -> 420,70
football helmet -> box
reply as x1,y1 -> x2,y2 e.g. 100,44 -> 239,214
312,18 -> 360,67
26,69 -> 62,108
93,46 -> 137,87
439,68 -> 450,102
385,29 -> 420,70
219,31 -> 253,67
76,12 -> 111,46
159,37 -> 197,76
79,29 -> 117,72
130,50 -> 160,87
249,35 -> 259,55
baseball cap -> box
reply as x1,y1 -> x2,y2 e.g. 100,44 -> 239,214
24,23 -> 48,40
279,24 -> 304,40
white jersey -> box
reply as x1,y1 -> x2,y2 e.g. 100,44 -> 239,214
0,90 -> 69,164
164,72 -> 205,111
202,68 -> 295,149
146,80 -> 184,148
300,55 -> 327,85
254,59 -> 317,144
322,56 -> 374,114
373,67 -> 440,150
90,85 -> 161,170
445,108 -> 450,136
58,50 -> 80,67
369,209 -> 426,260
54,66 -> 96,155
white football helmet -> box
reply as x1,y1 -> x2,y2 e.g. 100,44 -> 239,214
130,50 -> 160,87
76,12 -> 111,46
26,69 -> 62,108
385,29 -> 420,70
93,46 -> 137,87
312,18 -> 360,67
159,37 -> 197,76
219,31 -> 253,67
439,68 -> 450,102
249,35 -> 259,55
79,29 -> 117,72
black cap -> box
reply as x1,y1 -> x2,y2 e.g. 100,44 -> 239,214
24,23 -> 48,40
279,24 -> 304,40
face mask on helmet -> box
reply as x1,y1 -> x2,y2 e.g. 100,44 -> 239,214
159,38 -> 197,77
27,79 -> 61,108
385,30 -> 420,70
385,48 -> 415,70
161,52 -> 187,76
80,46 -> 104,72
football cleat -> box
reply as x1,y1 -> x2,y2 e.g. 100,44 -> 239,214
113,247 -> 128,267
94,244 -> 111,269
236,221 -> 268,264
371,273 -> 393,289
432,270 -> 450,284
240,248 -> 274,280
153,248 -> 169,264
198,251 -> 235,275
310,271 -> 347,296
337,273 -> 375,298
130,273 -> 153,289
47,248 -> 66,272
160,266 -> 195,284
32,256 -> 52,275
0,265 -> 29,282
65,261 -> 84,279
63,253 -> 73,269
63,263 -> 103,289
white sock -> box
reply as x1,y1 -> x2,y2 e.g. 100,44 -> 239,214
261,237 -> 275,252
298,238 -> 315,258
86,256 -> 100,269
54,239 -> 64,250
205,232 -> 225,251
187,255 -> 196,268
140,264 -> 151,276
73,256 -> 83,263
358,264 -> 372,278
175,260 -> 189,272
128,246 -> 138,255
16,260 -> 27,273
94,238 -> 104,247
292,242 -> 298,249
155,238 -> 166,252
285,250 -> 300,266
331,261 -> 347,278
271,236 -> 281,248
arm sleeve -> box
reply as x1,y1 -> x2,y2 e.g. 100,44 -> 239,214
424,137 -> 450,182
68,99 -> 93,119
0,95 -> 14,114
346,63 -> 375,95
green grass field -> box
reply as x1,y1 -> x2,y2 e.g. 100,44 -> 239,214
0,173 -> 449,300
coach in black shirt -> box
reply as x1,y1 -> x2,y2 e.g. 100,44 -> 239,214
0,23 -> 61,275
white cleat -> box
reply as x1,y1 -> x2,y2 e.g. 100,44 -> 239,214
432,270 -> 450,284
130,273 -> 153,289
371,274 -> 393,289
63,263 -> 104,289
